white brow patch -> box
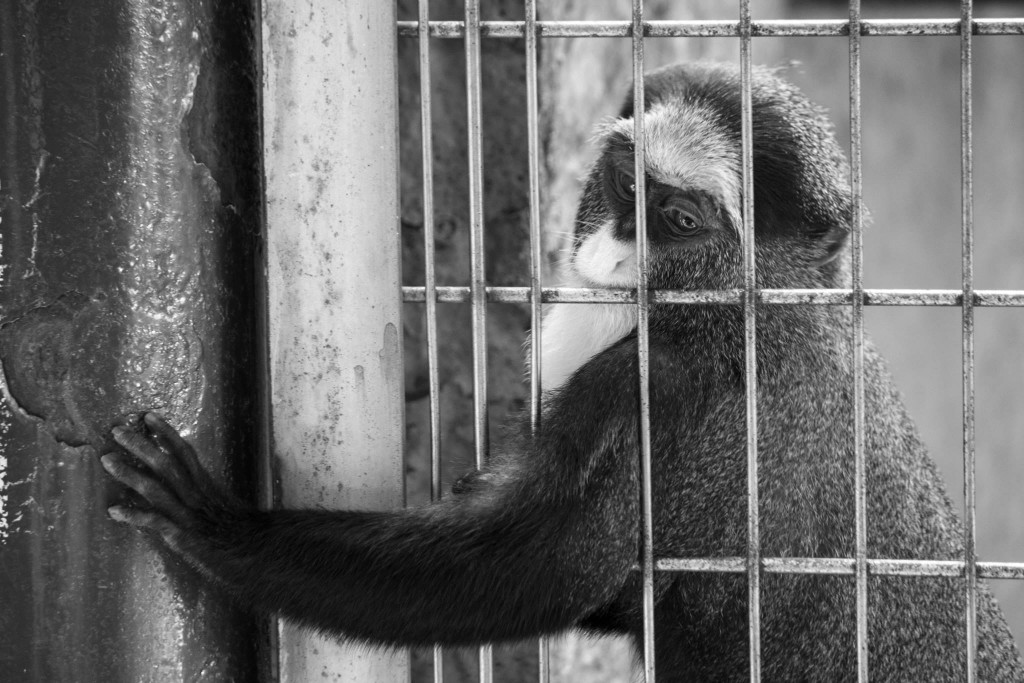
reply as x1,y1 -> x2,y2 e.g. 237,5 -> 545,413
606,103 -> 742,234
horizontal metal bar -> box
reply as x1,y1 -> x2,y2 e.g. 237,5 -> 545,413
977,291 -> 1024,306
653,558 -> 1024,579
401,286 -> 1024,306
978,562 -> 1024,580
657,558 -> 748,573
397,19 -> 1024,39
873,560 -> 966,577
765,557 -> 858,575
403,286 -> 636,303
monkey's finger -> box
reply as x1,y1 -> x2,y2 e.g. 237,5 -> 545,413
108,505 -> 185,553
112,425 -> 199,506
142,412 -> 210,491
101,452 -> 188,521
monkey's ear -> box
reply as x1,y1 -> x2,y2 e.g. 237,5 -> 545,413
810,225 -> 849,267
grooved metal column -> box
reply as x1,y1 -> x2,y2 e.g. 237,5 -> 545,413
260,0 -> 408,681
0,1 -> 263,680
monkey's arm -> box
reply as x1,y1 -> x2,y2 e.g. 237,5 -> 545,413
101,353 -> 640,647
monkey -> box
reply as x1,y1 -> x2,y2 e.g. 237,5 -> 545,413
102,62 -> 1023,681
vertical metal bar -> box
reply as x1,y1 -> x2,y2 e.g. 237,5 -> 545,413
524,0 -> 542,461
463,1 -> 493,680
418,1 -> 444,680
631,2 -> 656,681
960,1 -> 978,680
262,0 -> 408,681
848,2 -> 869,681
738,1 -> 761,680
524,0 -> 550,678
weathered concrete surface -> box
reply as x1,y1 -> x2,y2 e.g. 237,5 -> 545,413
0,0 -> 263,679
261,0 -> 408,681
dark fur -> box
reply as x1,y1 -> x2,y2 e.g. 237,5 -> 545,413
104,63 -> 1023,680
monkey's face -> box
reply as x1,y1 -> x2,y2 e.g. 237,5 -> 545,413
569,63 -> 859,293
569,101 -> 744,291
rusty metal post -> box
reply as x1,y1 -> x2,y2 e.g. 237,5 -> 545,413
0,0 -> 263,681
260,0 -> 408,681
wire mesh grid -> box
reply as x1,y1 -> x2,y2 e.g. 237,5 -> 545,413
402,2 -> 1024,681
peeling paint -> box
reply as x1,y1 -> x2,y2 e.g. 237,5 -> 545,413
0,293 -> 126,450
0,399 -> 9,542
0,186 -> 6,284
22,150 -> 48,279
379,321 -> 401,381
116,2 -> 212,431
0,347 -> 40,422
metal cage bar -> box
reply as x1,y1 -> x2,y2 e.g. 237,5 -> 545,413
397,19 -> 1024,39
523,1 -> 550,680
525,0 -> 542,440
960,1 -> 979,679
656,558 -> 1024,578
631,2 -> 657,681
417,0 -> 445,680
738,1 -> 761,679
462,1 -> 494,680
848,1 -> 869,680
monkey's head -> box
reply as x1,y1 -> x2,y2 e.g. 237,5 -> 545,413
568,62 -> 854,293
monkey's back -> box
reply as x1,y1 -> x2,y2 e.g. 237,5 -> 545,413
609,314 -> 1024,681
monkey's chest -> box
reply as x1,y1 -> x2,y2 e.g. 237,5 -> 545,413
538,302 -> 637,394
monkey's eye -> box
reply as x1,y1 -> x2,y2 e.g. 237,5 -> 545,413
604,164 -> 636,206
662,199 -> 705,237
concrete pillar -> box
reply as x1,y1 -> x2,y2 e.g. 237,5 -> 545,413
261,1 -> 409,681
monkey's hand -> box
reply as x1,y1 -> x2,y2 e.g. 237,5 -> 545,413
102,412 -> 250,567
